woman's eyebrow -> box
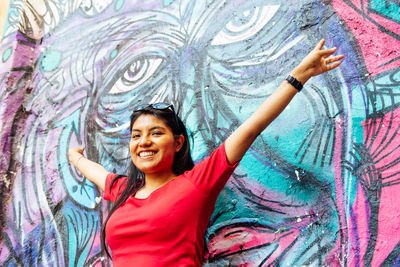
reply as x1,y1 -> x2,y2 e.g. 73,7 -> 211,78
131,126 -> 165,132
149,126 -> 165,131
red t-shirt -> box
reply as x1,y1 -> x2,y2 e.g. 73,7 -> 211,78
103,142 -> 238,266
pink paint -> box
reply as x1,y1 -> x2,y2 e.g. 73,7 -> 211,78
206,224 -> 300,265
362,108 -> 400,265
347,108 -> 400,266
348,184 -> 370,267
331,0 -> 400,75
206,177 -> 320,264
371,183 -> 400,265
0,243 -> 10,262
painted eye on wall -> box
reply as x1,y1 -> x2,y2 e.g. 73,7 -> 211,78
109,57 -> 163,94
211,5 -> 280,46
80,0 -> 114,16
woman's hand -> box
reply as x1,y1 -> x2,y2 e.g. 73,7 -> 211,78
68,147 -> 85,166
291,39 -> 344,85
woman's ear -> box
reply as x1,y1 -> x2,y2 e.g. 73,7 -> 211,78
175,135 -> 185,152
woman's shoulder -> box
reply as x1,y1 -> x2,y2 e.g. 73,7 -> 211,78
104,172 -> 129,202
181,142 -> 239,193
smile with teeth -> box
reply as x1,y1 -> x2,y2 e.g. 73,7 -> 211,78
139,151 -> 157,158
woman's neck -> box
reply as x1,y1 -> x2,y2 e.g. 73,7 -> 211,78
143,171 -> 177,190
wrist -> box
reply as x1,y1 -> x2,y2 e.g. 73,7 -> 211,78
285,75 -> 303,92
290,67 -> 312,85
75,155 -> 84,166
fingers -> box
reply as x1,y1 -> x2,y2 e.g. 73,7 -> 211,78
68,147 -> 86,164
325,55 -> 344,70
326,61 -> 342,70
69,147 -> 85,154
315,39 -> 325,50
326,54 -> 344,64
315,39 -> 339,57
319,47 -> 337,57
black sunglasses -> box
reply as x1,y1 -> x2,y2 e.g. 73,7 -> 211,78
134,102 -> 179,130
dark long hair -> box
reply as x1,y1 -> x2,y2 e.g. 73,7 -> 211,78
100,106 -> 194,258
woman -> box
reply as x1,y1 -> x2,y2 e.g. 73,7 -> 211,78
68,39 -> 343,266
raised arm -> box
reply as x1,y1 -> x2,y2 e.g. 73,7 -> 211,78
225,39 -> 344,164
68,147 -> 109,191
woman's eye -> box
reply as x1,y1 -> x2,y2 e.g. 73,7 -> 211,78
152,132 -> 163,136
131,134 -> 140,139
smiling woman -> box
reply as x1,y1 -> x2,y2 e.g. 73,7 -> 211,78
68,39 -> 343,266
129,115 -> 183,185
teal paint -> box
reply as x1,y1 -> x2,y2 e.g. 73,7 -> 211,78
239,152 -> 316,202
115,0 -> 125,11
370,0 -> 400,22
2,47 -> 12,62
40,50 -> 62,72
62,200 -> 99,267
163,0 -> 175,7
110,49 -> 118,59
350,84 -> 367,145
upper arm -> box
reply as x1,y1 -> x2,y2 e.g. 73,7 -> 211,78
89,166 -> 109,191
224,122 -> 258,164
71,156 -> 109,191
225,82 -> 299,164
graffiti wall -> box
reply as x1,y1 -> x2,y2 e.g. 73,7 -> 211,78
0,0 -> 399,266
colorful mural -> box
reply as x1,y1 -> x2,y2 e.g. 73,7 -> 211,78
0,0 -> 399,266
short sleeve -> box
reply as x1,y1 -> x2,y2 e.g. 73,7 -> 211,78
103,173 -> 128,203
182,142 -> 239,195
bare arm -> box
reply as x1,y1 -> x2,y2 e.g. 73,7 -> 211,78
68,147 -> 109,191
225,39 -> 344,164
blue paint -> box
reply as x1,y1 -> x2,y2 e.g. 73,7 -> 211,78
2,47 -> 12,62
7,216 -> 64,265
115,0 -> 125,11
41,50 -> 62,72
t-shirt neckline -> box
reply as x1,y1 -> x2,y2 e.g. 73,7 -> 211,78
132,175 -> 181,200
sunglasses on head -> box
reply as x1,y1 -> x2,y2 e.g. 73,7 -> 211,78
134,102 -> 179,130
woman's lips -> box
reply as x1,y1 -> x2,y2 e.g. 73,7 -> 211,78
138,150 -> 157,158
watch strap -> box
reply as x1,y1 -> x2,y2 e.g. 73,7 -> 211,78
286,75 -> 303,91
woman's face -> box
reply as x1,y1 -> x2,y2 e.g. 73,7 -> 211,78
129,114 -> 182,175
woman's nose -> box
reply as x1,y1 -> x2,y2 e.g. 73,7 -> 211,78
139,135 -> 152,146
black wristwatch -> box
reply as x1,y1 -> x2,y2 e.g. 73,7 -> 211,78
286,75 -> 303,92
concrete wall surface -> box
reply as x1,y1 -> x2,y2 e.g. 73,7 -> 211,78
0,0 -> 400,266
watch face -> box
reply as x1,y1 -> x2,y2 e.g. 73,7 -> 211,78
287,75 -> 302,91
